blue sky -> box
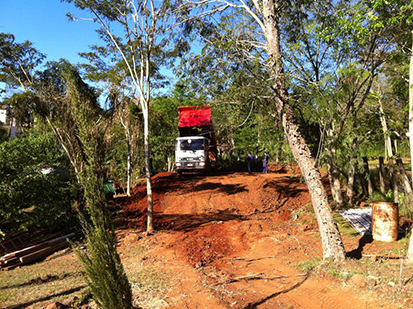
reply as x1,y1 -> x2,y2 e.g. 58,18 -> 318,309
0,1 -> 180,98
0,0 -> 101,64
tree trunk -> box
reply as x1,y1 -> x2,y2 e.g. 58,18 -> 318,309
388,158 -> 399,203
406,30 -> 413,263
326,156 -> 344,209
362,157 -> 374,197
378,157 -> 386,195
410,29 -> 413,187
262,0 -> 345,260
127,140 -> 132,197
378,88 -> 393,159
167,156 -> 173,172
396,157 -> 413,198
143,112 -> 154,233
346,158 -> 357,205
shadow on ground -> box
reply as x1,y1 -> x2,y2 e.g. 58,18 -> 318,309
5,285 -> 86,309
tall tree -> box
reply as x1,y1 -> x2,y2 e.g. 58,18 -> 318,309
80,45 -> 142,196
182,0 -> 345,259
66,0 -> 178,232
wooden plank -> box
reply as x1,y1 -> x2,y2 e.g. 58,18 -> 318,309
0,243 -> 49,261
19,241 -> 68,264
1,262 -> 23,271
47,233 -> 75,245
0,233 -> 74,261
0,257 -> 19,265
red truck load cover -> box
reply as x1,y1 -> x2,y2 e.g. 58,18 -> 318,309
178,106 -> 212,128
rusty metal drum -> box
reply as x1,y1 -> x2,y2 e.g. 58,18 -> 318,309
371,202 -> 399,242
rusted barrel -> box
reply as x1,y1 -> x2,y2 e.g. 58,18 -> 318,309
371,202 -> 399,242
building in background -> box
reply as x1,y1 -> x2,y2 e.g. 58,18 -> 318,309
0,105 -> 20,139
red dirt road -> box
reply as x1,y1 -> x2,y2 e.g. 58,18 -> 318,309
116,168 -> 397,309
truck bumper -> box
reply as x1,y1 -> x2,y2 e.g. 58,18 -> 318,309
175,162 -> 208,171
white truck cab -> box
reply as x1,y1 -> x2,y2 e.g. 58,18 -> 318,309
175,136 -> 211,173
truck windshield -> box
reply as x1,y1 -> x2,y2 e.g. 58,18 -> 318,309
178,139 -> 204,151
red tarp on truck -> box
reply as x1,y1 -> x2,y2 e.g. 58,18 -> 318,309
178,106 -> 212,128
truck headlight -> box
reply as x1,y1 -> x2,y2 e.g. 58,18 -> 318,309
176,163 -> 182,166
199,162 -> 205,166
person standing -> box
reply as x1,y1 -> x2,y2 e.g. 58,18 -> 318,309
247,153 -> 255,175
263,152 -> 269,173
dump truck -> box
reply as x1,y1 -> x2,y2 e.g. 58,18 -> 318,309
175,106 -> 218,174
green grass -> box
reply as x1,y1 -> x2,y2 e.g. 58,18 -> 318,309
0,243 -> 172,309
296,258 -> 322,272
0,252 -> 86,308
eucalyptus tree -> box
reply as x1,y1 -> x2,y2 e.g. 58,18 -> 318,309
65,0 -> 179,232
181,0 -> 346,259
80,45 -> 142,196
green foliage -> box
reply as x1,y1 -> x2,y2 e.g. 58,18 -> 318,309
398,192 -> 413,220
2,92 -> 47,130
62,67 -> 132,309
0,33 -> 46,89
368,190 -> 391,203
0,132 -> 77,235
150,93 -> 180,172
0,124 -> 8,143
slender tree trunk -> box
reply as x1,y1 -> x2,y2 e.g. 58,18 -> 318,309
346,158 -> 357,205
378,94 -> 393,159
120,113 -> 133,197
127,141 -> 132,197
378,157 -> 386,195
406,30 -> 413,263
410,29 -> 413,187
325,148 -> 344,209
143,111 -> 154,233
167,156 -> 173,172
262,0 -> 345,260
396,157 -> 413,198
362,157 -> 374,197
388,158 -> 399,203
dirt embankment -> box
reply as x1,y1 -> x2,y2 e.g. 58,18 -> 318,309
114,167 -> 401,309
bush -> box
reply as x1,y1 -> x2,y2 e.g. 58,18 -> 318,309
0,132 -> 78,235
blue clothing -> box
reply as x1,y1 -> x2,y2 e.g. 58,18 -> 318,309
263,154 -> 269,173
247,154 -> 255,174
